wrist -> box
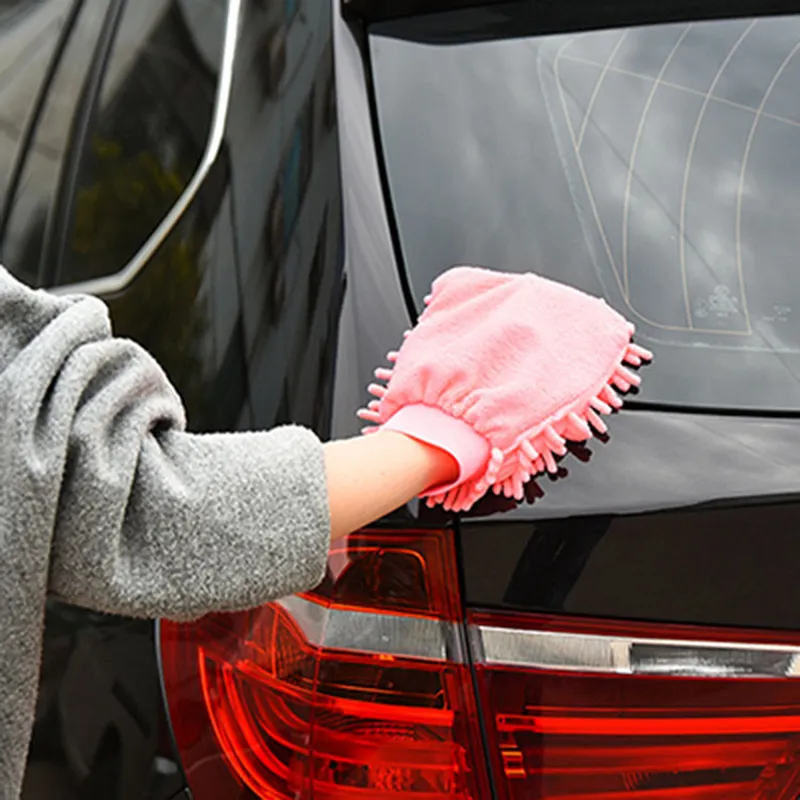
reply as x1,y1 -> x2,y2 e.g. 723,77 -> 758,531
380,405 -> 491,497
377,430 -> 460,493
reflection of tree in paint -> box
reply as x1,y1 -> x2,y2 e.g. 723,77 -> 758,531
282,93 -> 314,247
260,92 -> 315,331
70,138 -> 186,279
71,136 -> 209,418
57,3 -> 222,422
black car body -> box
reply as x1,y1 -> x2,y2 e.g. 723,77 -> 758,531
5,0 -> 800,798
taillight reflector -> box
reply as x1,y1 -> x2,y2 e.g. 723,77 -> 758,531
160,530 -> 488,798
470,611 -> 800,800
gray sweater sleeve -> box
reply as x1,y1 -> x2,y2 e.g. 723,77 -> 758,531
0,266 -> 332,620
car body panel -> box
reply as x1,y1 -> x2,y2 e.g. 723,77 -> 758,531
5,0 -> 343,796
358,5 -> 800,626
5,0 -> 800,796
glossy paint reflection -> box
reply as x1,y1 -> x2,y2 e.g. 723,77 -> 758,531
451,408 -> 800,520
460,497 -> 800,631
329,3 -> 413,443
6,0 -> 343,796
455,406 -> 800,628
22,603 -> 182,799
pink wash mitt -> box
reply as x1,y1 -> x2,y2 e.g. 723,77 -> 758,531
357,266 -> 652,512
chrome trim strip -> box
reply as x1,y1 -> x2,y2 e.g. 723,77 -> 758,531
278,595 -> 453,662
476,624 -> 800,678
52,0 -> 242,298
278,594 -> 328,645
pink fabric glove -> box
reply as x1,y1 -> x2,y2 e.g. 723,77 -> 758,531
357,266 -> 652,511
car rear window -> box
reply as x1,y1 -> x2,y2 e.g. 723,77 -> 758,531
370,9 -> 800,411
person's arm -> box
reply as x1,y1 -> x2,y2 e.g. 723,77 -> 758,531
0,267 -> 453,623
324,431 -> 457,540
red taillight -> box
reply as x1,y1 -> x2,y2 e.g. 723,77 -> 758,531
162,533 -> 800,799
160,529 -> 488,799
470,611 -> 800,799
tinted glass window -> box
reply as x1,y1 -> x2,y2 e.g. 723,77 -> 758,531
372,11 -> 800,411
2,0 -> 224,288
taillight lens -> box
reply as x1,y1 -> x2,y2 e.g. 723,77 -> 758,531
160,529 -> 488,799
470,611 -> 800,800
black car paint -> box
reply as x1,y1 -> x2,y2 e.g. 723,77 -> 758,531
358,4 -> 800,625
346,0 -> 800,35
5,0 -> 342,796
2,1 -> 800,798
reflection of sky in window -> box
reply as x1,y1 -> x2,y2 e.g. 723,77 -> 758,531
371,14 -> 800,409
545,18 -> 800,339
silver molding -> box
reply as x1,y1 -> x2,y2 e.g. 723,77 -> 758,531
475,624 -> 800,679
278,595 -> 457,662
52,0 -> 242,298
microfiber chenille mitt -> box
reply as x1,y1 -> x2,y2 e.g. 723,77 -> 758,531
357,266 -> 653,511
